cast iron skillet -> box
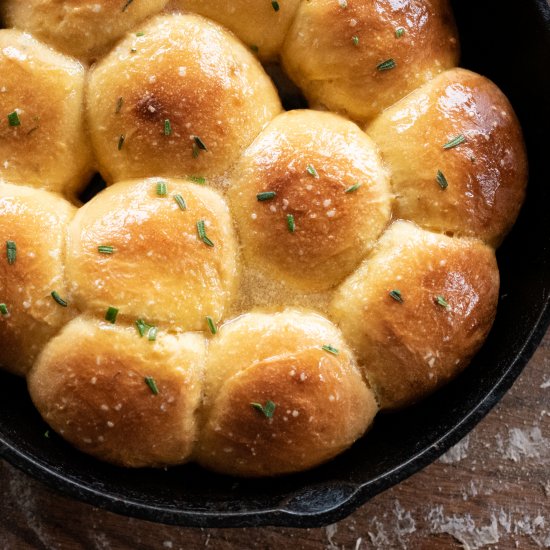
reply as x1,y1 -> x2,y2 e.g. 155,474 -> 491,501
1,0 -> 549,529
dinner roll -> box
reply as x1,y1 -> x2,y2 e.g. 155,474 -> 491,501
167,0 -> 300,61
282,0 -> 459,123
65,178 -> 238,331
0,183 -> 76,376
228,110 -> 392,292
196,309 -> 377,476
0,30 -> 93,197
28,316 -> 205,467
86,14 -> 282,184
330,221 -> 499,410
367,69 -> 528,246
1,0 -> 169,63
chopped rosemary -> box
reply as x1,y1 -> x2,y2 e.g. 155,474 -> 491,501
189,175 -> 206,185
389,289 -> 403,303
435,295 -> 449,309
352,35 -> 359,46
306,164 -> 319,178
98,245 -> 115,255
122,0 -> 134,12
287,214 -> 295,233
115,97 -> 124,114
7,111 -> 20,127
51,291 -> 68,307
257,191 -> 277,201
164,119 -> 172,136
0,303 -> 8,316
6,240 -> 16,265
197,220 -> 214,247
144,376 -> 159,395
156,181 -> 167,196
345,182 -> 362,194
436,170 -> 448,190
192,136 -> 208,158
118,134 -> 125,150
272,1 -> 280,11
377,58 -> 396,71
206,316 -> 218,335
174,194 -> 187,211
105,306 -> 119,324
322,344 -> 339,355
443,134 -> 466,149
251,400 -> 276,419
395,27 -> 405,38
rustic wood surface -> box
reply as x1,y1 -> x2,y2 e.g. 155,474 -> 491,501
0,328 -> 548,550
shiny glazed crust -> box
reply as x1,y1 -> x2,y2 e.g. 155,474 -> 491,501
0,1 -> 528,476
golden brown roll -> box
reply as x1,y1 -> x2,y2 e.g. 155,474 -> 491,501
65,178 -> 238,331
0,30 -> 93,197
367,68 -> 528,246
1,0 -> 169,63
28,316 -> 206,467
0,183 -> 76,376
330,221 -> 499,410
86,14 -> 282,184
281,0 -> 459,123
196,309 -> 378,476
228,110 -> 392,292
167,0 -> 300,61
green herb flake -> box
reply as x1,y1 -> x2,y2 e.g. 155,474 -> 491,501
250,45 -> 259,53
272,1 -> 280,11
118,134 -> 125,150
322,344 -> 339,355
51,291 -> 68,307
156,181 -> 168,196
395,27 -> 405,38
122,0 -> 134,12
105,306 -> 119,324
174,194 -> 187,211
135,319 -> 158,340
287,214 -> 296,233
338,0 -> 348,7
436,170 -> 449,190
257,191 -> 277,201
144,376 -> 159,395
197,220 -> 214,247
435,295 -> 449,309
115,97 -> 124,114
306,163 -> 319,178
389,289 -> 403,303
206,316 -> 218,335
377,58 -> 396,71
189,175 -> 206,185
352,35 -> 359,46
443,134 -> 466,149
251,400 -> 276,419
7,111 -> 20,127
164,119 -> 172,136
136,32 -> 145,37
6,240 -> 16,265
44,430 -> 50,438
98,245 -> 115,255
345,182 -> 363,194
0,303 -> 8,316
148,326 -> 158,341
192,135 -> 208,158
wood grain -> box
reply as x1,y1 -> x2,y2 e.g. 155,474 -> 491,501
0,328 -> 548,550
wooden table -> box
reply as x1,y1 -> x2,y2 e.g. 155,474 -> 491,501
1,328 -> 548,549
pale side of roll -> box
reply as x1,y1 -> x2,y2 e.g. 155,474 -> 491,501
0,183 -> 77,376
65,178 -> 238,331
0,30 -> 93,197
367,68 -> 528,246
28,316 -> 206,468
330,221 -> 500,410
228,110 -> 392,292
196,309 -> 378,476
86,14 -> 282,184
282,0 -> 459,123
